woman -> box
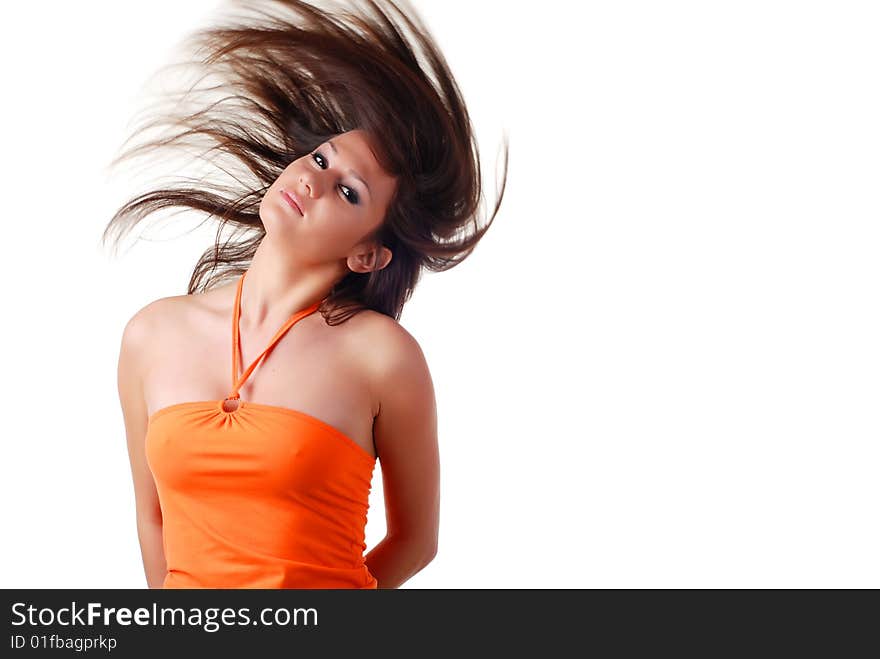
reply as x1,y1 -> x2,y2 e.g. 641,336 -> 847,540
105,0 -> 508,589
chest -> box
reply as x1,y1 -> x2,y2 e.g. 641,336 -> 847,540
142,303 -> 377,458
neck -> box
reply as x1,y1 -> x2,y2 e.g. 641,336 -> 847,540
238,238 -> 343,331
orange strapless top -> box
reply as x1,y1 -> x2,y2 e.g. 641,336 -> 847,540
144,269 -> 378,589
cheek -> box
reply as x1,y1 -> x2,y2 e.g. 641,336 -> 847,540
319,215 -> 362,248
301,207 -> 360,249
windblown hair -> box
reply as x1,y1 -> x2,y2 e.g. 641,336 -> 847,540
101,0 -> 508,324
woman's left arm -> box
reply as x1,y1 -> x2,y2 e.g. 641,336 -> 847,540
364,323 -> 440,589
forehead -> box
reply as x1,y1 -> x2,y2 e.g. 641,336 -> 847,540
332,130 -> 379,166
332,131 -> 396,193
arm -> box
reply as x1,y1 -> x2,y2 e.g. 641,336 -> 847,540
363,325 -> 440,589
117,304 -> 167,589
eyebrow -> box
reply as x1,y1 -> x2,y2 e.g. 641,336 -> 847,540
326,139 -> 372,200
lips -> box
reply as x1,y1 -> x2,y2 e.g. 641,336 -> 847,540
281,190 -> 304,215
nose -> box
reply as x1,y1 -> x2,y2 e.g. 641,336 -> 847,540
299,175 -> 315,198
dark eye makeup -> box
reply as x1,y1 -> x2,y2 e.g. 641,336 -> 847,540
310,151 -> 360,205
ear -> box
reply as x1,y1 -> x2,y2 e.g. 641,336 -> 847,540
346,243 -> 393,273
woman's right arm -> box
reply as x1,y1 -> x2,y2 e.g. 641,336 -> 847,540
117,303 -> 167,589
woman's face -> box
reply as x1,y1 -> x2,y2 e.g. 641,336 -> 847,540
261,129 -> 397,269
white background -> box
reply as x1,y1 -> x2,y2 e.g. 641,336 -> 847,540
1,0 -> 878,588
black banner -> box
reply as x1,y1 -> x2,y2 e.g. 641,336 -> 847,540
1,589 -> 873,654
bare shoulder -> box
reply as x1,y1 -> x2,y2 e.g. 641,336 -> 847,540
123,284 -> 230,339
345,309 -> 430,379
122,296 -> 176,349
353,309 -> 439,553
120,290 -> 215,364
342,310 -> 435,430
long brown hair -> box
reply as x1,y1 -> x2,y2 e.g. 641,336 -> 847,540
101,0 -> 508,324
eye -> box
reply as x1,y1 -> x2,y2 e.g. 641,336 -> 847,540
310,150 -> 360,205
